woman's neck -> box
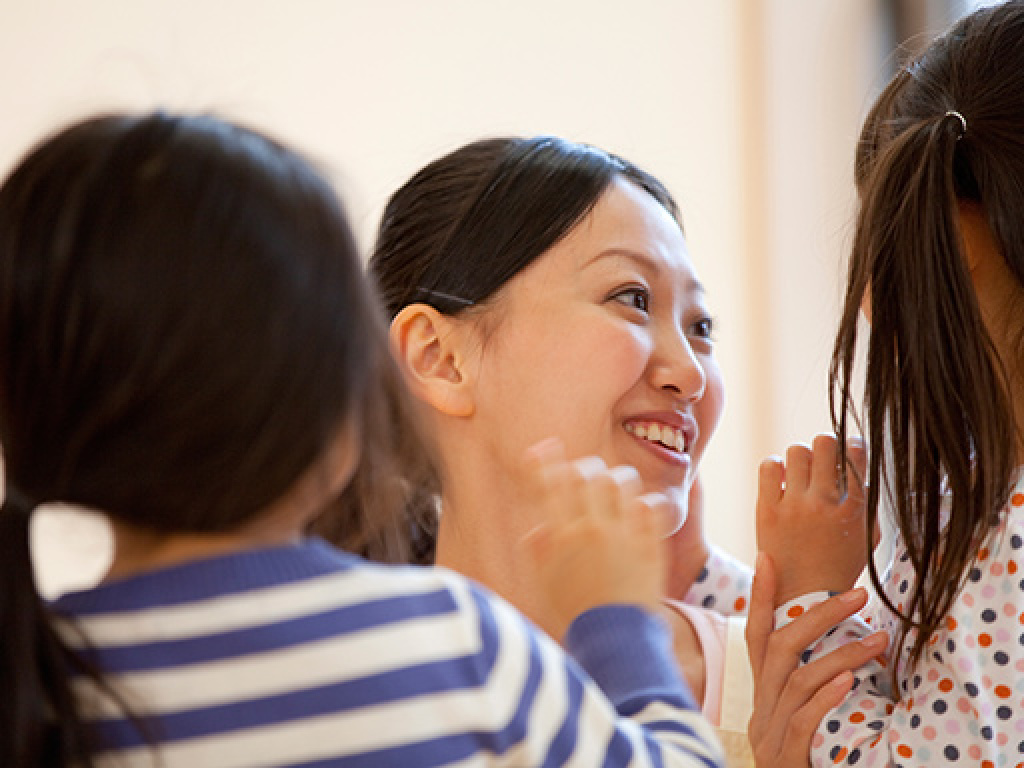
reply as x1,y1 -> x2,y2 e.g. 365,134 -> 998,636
434,481 -> 554,632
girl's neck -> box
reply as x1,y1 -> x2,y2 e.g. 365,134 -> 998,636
105,498 -> 308,582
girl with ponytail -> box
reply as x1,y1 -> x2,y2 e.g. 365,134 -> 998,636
752,2 -> 1024,765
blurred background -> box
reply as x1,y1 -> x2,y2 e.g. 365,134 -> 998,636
0,0 -> 999,595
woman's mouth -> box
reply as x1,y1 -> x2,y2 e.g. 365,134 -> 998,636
624,421 -> 688,453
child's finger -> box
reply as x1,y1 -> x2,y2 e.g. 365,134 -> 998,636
757,457 -> 785,509
571,456 -> 613,519
784,443 -> 812,493
522,438 -> 566,497
630,491 -> 671,537
608,464 -> 642,521
745,551 -> 777,682
810,433 -> 840,499
756,670 -> 855,765
844,436 -> 869,505
750,586 -> 869,712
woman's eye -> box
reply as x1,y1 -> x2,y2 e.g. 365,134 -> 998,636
612,287 -> 650,313
691,316 -> 715,340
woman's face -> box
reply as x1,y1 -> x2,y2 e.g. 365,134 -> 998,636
465,176 -> 725,531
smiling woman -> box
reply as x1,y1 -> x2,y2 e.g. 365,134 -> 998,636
370,137 -> 724,620
366,133 -> 742,735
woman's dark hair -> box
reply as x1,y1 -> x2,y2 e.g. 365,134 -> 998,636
366,136 -> 681,562
0,112 -> 425,765
369,136 -> 680,319
831,1 -> 1024,681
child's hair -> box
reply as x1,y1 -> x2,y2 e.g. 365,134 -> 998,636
0,112 -> 424,765
367,136 -> 681,561
831,1 -> 1024,678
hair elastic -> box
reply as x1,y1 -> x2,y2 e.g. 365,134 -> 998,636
944,110 -> 968,140
3,485 -> 37,516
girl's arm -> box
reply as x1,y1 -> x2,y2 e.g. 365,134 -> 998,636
757,435 -> 1024,765
460,577 -> 724,767
770,506 -> 1024,766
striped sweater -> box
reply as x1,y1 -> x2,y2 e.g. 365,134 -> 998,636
53,538 -> 723,767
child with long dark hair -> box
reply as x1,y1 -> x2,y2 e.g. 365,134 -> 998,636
754,2 -> 1024,764
0,112 -> 724,767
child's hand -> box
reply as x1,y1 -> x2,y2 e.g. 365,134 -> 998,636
519,438 -> 668,642
756,434 -> 868,606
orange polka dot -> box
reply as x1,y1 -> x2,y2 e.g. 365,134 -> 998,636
897,744 -> 913,758
979,633 -> 993,647
982,762 -> 995,768
947,616 -> 958,631
1010,560 -> 1018,574
979,547 -> 990,561
939,678 -> 954,693
734,596 -> 747,612
996,684 -> 1012,698
787,604 -> 805,619
1012,492 -> 1024,506
850,712 -> 866,724
832,747 -> 848,763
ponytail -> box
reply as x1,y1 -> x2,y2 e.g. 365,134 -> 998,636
832,110 -> 1014,681
0,491 -> 98,767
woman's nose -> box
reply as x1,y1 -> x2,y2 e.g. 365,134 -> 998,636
649,330 -> 706,402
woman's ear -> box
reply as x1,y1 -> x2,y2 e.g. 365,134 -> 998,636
389,304 -> 476,417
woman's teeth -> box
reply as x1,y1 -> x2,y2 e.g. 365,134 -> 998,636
625,422 -> 686,452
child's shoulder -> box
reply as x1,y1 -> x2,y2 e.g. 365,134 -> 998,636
338,549 -> 533,643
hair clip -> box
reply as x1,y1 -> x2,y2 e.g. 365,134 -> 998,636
944,110 -> 967,140
414,288 -> 475,308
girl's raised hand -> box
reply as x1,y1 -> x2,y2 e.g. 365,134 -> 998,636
519,438 -> 669,641
756,434 -> 868,606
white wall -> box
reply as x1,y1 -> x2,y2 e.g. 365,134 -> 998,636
0,0 -> 887,591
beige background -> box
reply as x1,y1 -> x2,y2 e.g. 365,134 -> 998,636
0,0 -> 973,595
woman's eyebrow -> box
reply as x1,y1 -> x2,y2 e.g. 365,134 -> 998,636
582,248 -> 704,293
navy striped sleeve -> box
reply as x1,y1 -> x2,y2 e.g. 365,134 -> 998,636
463,581 -> 724,767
